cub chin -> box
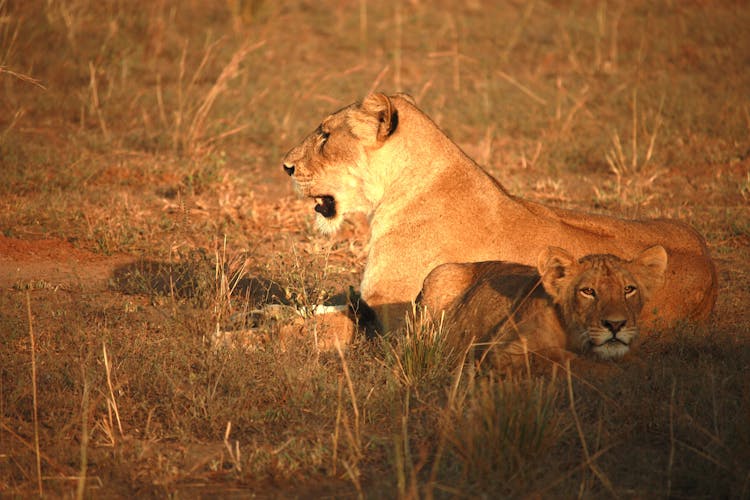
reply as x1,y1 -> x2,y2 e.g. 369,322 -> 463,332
418,245 -> 668,368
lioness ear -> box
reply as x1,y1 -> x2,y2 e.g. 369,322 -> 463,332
362,92 -> 398,142
538,246 -> 577,301
630,245 -> 668,300
393,92 -> 416,105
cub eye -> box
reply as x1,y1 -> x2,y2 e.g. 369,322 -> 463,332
579,287 -> 596,298
624,285 -> 637,297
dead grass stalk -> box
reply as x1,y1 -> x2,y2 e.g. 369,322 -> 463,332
88,61 -> 110,141
565,361 -> 615,496
223,421 -> 242,472
186,39 -> 265,153
667,377 -> 676,498
605,89 -> 664,181
26,291 -> 43,496
0,67 -> 46,89
334,340 -> 363,497
102,342 -> 124,441
393,390 -> 419,499
426,340 -> 472,496
497,70 -> 546,106
170,38 -> 265,156
76,361 -> 90,500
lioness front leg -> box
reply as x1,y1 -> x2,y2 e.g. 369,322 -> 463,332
361,291 -> 412,334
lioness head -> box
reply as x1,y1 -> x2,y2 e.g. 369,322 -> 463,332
538,245 -> 668,360
281,93 -> 414,234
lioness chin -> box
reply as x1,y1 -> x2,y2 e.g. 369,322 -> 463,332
418,246 -> 668,369
282,92 -> 716,333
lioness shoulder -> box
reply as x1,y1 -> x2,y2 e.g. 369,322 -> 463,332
418,245 -> 668,367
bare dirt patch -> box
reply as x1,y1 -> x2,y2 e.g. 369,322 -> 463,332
0,235 -> 135,291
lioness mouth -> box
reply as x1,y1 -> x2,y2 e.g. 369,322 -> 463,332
314,195 -> 336,218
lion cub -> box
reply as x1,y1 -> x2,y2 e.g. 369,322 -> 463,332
418,246 -> 668,368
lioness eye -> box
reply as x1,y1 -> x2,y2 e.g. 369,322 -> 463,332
315,125 -> 330,148
579,287 -> 596,298
624,285 -> 637,296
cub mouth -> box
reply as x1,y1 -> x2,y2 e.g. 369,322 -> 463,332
590,337 -> 628,350
313,195 -> 336,218
606,337 -> 626,345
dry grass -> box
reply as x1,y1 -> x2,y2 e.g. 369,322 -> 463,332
1,0 -> 749,497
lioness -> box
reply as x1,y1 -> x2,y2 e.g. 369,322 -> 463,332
282,93 -> 716,332
418,245 -> 668,367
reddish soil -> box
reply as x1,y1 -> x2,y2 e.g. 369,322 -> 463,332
0,235 -> 135,291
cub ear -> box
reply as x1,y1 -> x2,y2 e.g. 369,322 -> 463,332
361,92 -> 399,142
537,246 -> 577,301
630,245 -> 668,301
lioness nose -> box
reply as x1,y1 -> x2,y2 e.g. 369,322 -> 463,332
602,319 -> 626,334
283,163 -> 295,176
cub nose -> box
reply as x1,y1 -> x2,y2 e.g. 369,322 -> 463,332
602,319 -> 626,334
283,163 -> 295,176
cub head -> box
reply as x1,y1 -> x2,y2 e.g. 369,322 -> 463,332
281,93 -> 414,234
538,245 -> 668,360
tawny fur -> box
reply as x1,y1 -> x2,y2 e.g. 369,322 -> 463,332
418,246 -> 668,368
282,93 -> 717,332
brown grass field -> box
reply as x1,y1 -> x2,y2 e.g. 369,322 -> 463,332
1,0 -> 749,497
